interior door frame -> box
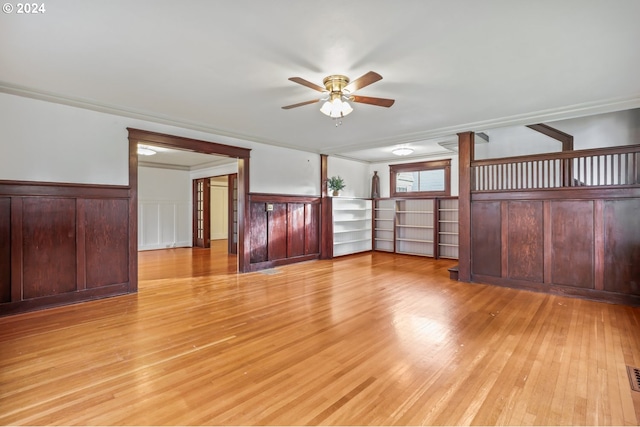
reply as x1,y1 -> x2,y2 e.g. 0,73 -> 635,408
228,173 -> 238,254
127,128 -> 251,282
192,177 -> 211,248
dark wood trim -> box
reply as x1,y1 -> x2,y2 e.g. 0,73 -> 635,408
471,274 -> 640,307
472,187 -> 640,201
0,180 -> 129,198
246,254 -> 320,272
457,132 -> 474,282
0,283 -> 131,317
127,128 -> 251,158
228,174 -> 238,254
526,123 -> 574,151
389,159 -> 452,198
320,155 -> 332,259
249,194 -> 321,204
128,138 -> 139,292
471,143 -> 640,167
127,128 -> 251,273
238,158 -> 250,272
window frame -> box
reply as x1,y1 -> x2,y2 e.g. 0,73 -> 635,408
389,159 -> 451,198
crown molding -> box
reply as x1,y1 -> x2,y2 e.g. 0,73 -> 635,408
2,81 -> 638,159
323,95 -> 640,154
0,82 -> 289,148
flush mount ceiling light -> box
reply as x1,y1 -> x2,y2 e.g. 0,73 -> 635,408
282,71 -> 395,121
392,147 -> 414,156
137,146 -> 156,156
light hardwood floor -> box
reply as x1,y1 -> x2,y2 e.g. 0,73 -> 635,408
1,241 -> 639,425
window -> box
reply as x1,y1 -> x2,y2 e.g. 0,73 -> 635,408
390,159 -> 451,197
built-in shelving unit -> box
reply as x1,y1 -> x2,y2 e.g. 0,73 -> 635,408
438,198 -> 459,259
332,198 -> 372,257
395,199 -> 435,257
372,197 -> 459,259
374,199 -> 395,252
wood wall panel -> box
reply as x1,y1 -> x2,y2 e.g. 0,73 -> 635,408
603,199 -> 640,295
0,198 -> 10,303
304,203 -> 320,255
267,204 -> 288,261
84,199 -> 129,288
250,202 -> 268,264
287,203 -> 305,258
471,201 -> 501,277
22,198 -> 77,299
469,186 -> 639,305
507,201 -> 543,283
248,195 -> 321,270
550,201 -> 594,289
0,181 -> 137,316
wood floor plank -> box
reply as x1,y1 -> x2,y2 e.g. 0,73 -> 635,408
0,241 -> 639,425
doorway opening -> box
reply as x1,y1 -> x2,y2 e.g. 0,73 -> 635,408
127,128 -> 251,291
192,174 -> 238,255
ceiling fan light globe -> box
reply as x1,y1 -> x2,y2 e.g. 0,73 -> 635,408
341,101 -> 353,116
320,101 -> 333,116
329,98 -> 344,118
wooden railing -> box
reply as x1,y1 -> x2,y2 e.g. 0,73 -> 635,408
472,144 -> 640,192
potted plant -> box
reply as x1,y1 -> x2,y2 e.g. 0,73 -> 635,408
327,175 -> 346,196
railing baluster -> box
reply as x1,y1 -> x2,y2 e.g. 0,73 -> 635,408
492,164 -> 495,191
470,145 -> 639,192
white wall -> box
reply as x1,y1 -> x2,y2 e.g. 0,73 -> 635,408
0,92 -> 322,195
474,108 -> 640,160
549,108 -> 640,149
369,154 -> 460,198
327,157 -> 370,198
138,166 -> 191,250
250,144 -> 321,196
0,93 -> 129,184
474,126 -> 560,160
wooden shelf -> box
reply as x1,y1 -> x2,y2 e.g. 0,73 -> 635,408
332,198 -> 373,257
372,198 -> 458,259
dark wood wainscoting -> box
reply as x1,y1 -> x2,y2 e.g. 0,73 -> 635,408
247,194 -> 320,271
470,190 -> 640,305
0,181 -> 133,316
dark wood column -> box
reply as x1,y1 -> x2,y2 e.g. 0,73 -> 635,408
238,158 -> 250,272
526,123 -> 573,151
457,132 -> 474,282
319,154 -> 332,259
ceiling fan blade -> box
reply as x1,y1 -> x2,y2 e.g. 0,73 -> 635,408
344,71 -> 383,92
351,95 -> 395,108
288,77 -> 325,92
281,99 -> 320,109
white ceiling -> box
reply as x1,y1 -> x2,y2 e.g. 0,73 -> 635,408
2,0 -> 640,164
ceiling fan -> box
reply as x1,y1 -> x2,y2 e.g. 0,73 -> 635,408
282,71 -> 395,119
